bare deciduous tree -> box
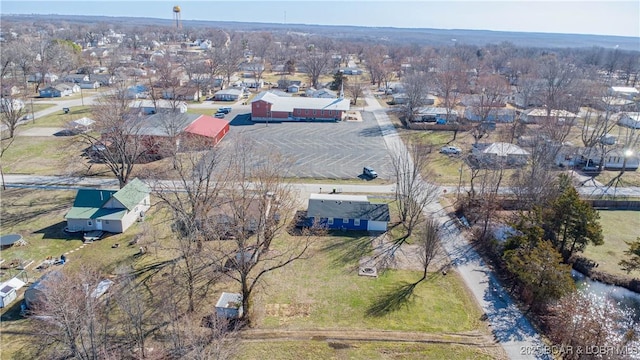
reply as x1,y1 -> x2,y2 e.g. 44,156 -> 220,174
30,268 -> 112,360
391,142 -> 440,240
299,45 -> 331,89
82,85 -> 148,188
220,137 -> 315,323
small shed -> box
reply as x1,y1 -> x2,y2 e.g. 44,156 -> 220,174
215,292 -> 243,319
287,84 -> 300,93
0,278 -> 24,308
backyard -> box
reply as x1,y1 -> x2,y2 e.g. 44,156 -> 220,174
0,187 -> 503,359
582,210 -> 640,277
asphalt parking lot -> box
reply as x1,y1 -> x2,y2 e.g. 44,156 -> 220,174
227,111 -> 393,180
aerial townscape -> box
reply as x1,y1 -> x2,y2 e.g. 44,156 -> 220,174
1,2 -> 640,359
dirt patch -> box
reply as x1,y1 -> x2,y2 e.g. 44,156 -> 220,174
265,303 -> 312,319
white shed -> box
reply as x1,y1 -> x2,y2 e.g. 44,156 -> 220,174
0,277 -> 24,308
215,292 -> 243,319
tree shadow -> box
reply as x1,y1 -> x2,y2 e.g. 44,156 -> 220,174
366,280 -> 421,317
321,234 -> 373,267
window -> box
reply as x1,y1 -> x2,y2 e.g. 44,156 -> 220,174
354,219 -> 360,226
87,220 -> 92,226
327,218 -> 334,225
105,220 -> 110,224
313,110 -> 316,115
343,218 -> 349,224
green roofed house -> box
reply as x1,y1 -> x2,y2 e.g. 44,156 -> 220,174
65,178 -> 151,234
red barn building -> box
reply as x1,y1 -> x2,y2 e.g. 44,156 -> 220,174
251,91 -> 350,122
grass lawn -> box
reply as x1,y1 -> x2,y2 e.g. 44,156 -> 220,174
0,189 -> 488,358
0,135 -> 87,175
582,210 -> 640,277
252,234 -> 483,333
236,341 -> 497,360
20,106 -> 93,128
0,189 -> 83,282
594,170 -> 640,187
28,103 -> 56,114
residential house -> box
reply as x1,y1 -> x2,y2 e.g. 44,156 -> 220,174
251,91 -> 350,122
472,142 -> 530,166
90,74 -> 116,86
162,87 -> 201,101
412,107 -> 458,123
79,81 -> 101,90
63,74 -> 90,83
277,79 -> 302,89
609,86 -> 639,100
128,112 -> 230,154
0,98 -> 25,113
242,78 -> 264,89
1,85 -> 20,97
305,194 -> 390,231
65,178 -> 151,234
340,67 -> 363,75
213,88 -> 243,101
39,84 -> 73,98
618,112 -> 640,129
464,107 -> 516,123
556,146 -> 639,171
390,93 -> 409,105
126,85 -> 149,99
132,99 -> 188,115
28,72 -> 58,84
521,108 -> 578,124
305,88 -> 337,98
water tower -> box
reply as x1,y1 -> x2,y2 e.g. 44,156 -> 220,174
172,5 -> 182,29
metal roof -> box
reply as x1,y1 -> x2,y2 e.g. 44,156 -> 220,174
252,91 -> 350,112
307,195 -> 390,222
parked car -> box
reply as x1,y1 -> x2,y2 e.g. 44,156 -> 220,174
214,112 -> 225,118
218,107 -> 232,114
440,146 -> 462,155
363,166 -> 378,179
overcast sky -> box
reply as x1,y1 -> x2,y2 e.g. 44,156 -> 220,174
2,1 -> 639,38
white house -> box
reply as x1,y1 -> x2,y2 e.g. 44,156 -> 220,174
131,99 -> 188,115
521,108 -> 578,124
65,178 -> 151,234
618,112 -> 640,129
79,81 -> 101,90
0,98 -> 25,113
609,86 -> 639,100
472,142 -> 530,166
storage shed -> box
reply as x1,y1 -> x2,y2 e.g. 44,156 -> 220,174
215,292 -> 243,319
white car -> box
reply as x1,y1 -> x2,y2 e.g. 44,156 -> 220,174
440,146 -> 462,155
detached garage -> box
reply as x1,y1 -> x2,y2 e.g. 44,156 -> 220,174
305,194 -> 390,231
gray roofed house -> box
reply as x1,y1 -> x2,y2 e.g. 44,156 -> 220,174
305,194 -> 390,232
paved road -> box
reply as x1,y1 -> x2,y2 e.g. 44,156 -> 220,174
363,90 -> 550,360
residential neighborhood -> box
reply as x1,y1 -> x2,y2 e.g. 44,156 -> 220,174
0,7 -> 639,360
